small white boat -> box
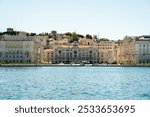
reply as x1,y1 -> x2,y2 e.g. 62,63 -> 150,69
84,64 -> 92,66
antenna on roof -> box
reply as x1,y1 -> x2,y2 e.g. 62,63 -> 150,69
97,32 -> 99,39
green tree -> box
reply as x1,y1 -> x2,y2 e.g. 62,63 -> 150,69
99,38 -> 110,41
86,34 -> 92,39
64,32 -> 71,37
77,34 -> 84,38
30,33 -> 36,36
69,32 -> 79,43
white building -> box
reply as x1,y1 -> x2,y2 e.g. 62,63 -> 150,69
0,29 -> 43,63
136,36 -> 150,64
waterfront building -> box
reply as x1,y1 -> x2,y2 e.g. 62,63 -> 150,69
1,28 -> 150,64
43,49 -> 54,63
119,36 -> 136,64
0,28 -> 43,63
136,35 -> 150,64
98,41 -> 116,63
119,35 -> 150,64
44,37 -> 118,64
44,41 -> 99,64
113,44 -> 121,64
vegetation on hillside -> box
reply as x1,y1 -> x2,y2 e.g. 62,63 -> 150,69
98,38 -> 110,41
69,32 -> 79,43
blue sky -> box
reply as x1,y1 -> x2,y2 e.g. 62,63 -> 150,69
0,0 -> 150,40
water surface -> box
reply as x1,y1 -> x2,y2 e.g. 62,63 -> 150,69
0,67 -> 150,100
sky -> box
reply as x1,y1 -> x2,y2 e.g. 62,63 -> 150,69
0,0 -> 150,40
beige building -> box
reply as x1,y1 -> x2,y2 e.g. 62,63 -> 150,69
43,49 -> 54,63
44,38 -> 118,64
119,35 -> 150,64
44,42 -> 99,64
119,36 -> 136,64
113,44 -> 121,64
78,38 -> 98,46
0,29 -> 43,63
98,41 -> 116,63
2,28 -> 150,65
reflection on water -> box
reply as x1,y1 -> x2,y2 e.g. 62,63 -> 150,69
0,67 -> 150,100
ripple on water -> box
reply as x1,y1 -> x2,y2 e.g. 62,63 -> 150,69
0,67 -> 150,100
139,93 -> 150,99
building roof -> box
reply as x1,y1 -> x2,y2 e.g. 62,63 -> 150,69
44,49 -> 54,52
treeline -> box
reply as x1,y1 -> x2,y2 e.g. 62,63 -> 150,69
0,29 -> 111,42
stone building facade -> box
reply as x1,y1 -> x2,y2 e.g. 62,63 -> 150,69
1,28 -> 150,64
44,43 -> 99,64
136,36 -> 150,64
0,29 -> 43,63
98,41 -> 116,63
119,35 -> 150,64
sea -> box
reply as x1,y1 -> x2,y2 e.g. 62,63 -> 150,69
0,67 -> 150,100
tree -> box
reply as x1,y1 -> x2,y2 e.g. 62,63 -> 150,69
72,32 -> 78,41
77,34 -> 84,38
0,32 -> 3,36
93,35 -> 98,39
116,39 -> 122,45
69,32 -> 79,43
38,33 -> 48,36
64,32 -> 71,37
86,34 -> 92,39
99,38 -> 110,41
30,33 -> 36,36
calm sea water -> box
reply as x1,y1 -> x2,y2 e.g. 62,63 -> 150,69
0,67 -> 150,100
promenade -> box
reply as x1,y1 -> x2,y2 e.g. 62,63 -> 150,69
0,64 -> 150,67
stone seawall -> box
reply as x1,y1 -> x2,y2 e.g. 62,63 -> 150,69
0,64 -> 150,67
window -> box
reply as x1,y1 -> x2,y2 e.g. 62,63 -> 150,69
74,51 -> 77,54
59,51 -> 61,54
70,53 -> 72,57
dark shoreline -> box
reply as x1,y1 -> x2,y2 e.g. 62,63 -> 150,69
0,64 -> 150,67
